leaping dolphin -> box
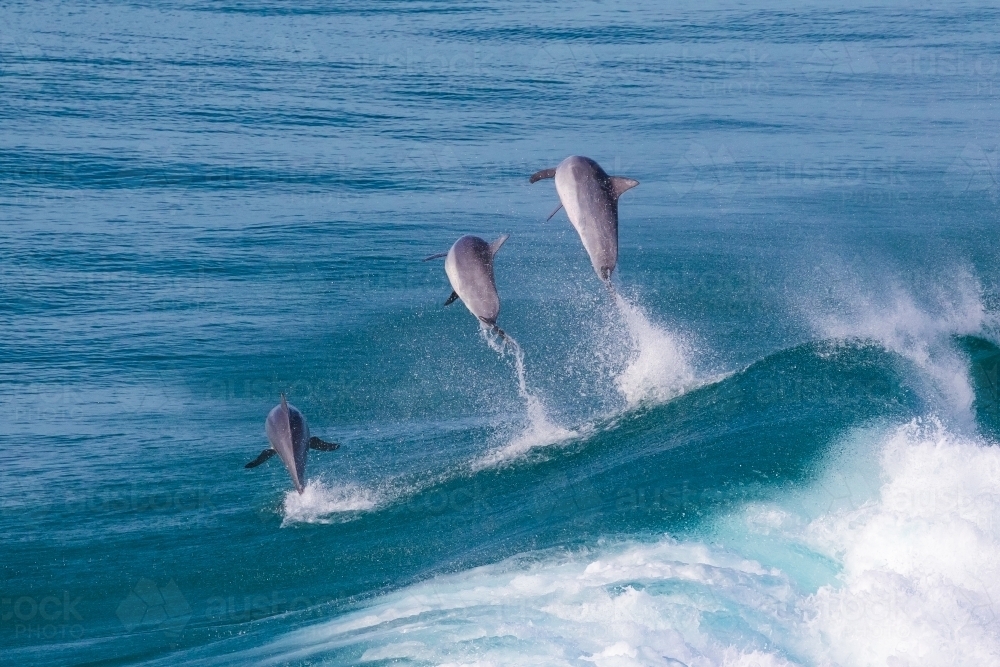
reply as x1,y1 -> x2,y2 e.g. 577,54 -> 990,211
529,156 -> 639,282
245,394 -> 339,494
425,233 -> 510,338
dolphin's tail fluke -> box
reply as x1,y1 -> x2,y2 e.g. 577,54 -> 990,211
529,168 -> 556,183
499,328 -> 525,362
478,317 -> 508,341
478,320 -> 518,352
494,326 -> 525,359
600,266 -> 618,297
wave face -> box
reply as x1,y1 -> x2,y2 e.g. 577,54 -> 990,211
229,418 -> 1000,667
4,1 -> 1000,666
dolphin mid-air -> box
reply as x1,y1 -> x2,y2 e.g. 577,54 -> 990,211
425,233 -> 510,338
529,155 -> 639,282
245,394 -> 339,494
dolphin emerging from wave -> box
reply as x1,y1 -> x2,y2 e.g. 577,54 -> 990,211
245,394 -> 339,494
529,156 -> 639,283
425,233 -> 510,339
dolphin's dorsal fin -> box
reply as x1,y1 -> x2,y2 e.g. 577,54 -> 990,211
609,176 -> 639,199
489,233 -> 509,256
529,168 -> 556,183
444,291 -> 459,306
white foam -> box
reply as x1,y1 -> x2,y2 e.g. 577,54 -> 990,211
613,292 -> 698,408
280,480 -> 379,526
256,539 -> 794,667
806,271 -> 987,421
798,418 -> 1000,666
254,418 -> 1000,666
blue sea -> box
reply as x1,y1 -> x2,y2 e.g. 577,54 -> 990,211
3,1 -> 1000,665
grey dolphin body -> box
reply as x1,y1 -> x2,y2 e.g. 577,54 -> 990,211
530,156 -> 639,282
245,394 -> 339,494
425,233 -> 510,336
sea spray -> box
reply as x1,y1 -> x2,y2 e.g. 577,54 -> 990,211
476,326 -> 576,467
612,290 -> 698,407
806,272 -> 986,423
281,480 -> 379,526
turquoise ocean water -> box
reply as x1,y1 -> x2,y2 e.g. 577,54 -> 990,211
3,1 -> 1000,664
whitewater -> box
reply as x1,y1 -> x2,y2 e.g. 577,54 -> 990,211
243,281 -> 1000,667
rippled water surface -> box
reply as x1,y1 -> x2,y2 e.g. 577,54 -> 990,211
3,1 -> 1000,665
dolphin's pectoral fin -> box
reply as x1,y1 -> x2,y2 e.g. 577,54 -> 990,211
545,203 -> 563,221
245,448 -> 276,468
529,168 -> 556,183
423,252 -> 448,261
488,233 -> 510,256
309,437 -> 340,451
609,176 -> 639,199
444,291 -> 460,306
